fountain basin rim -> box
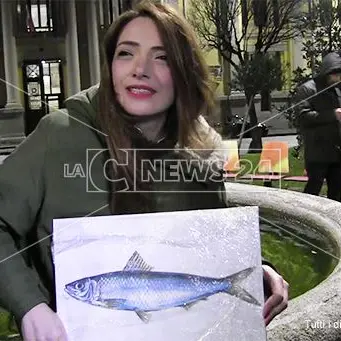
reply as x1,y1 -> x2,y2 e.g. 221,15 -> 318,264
224,182 -> 341,341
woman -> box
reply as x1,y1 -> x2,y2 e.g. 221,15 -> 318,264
0,2 -> 288,340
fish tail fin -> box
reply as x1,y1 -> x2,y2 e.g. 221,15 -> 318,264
223,267 -> 261,306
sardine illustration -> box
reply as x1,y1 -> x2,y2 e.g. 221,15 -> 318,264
64,251 -> 260,323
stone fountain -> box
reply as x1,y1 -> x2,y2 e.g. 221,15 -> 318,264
224,182 -> 341,341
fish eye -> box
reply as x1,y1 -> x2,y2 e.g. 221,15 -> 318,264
75,282 -> 84,290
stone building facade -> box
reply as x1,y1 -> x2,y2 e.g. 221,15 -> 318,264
0,0 -> 128,147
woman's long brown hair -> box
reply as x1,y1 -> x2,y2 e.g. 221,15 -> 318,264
97,1 -> 216,214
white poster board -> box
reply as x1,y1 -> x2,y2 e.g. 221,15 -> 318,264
53,206 -> 266,341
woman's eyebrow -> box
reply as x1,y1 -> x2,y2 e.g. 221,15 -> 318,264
117,40 -> 165,51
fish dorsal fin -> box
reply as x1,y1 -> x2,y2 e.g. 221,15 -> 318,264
136,311 -> 152,323
123,251 -> 153,272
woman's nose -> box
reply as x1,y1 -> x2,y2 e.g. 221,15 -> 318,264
133,56 -> 151,79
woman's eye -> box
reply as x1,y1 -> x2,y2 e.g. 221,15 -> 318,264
117,50 -> 132,57
156,55 -> 167,61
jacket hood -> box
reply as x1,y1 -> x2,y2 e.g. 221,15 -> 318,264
63,84 -> 225,164
315,51 -> 341,80
64,83 -> 100,127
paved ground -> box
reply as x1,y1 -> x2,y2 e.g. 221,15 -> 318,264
256,109 -> 295,136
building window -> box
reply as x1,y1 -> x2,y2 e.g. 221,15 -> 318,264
24,0 -> 53,32
26,64 -> 40,78
252,0 -> 267,26
16,0 -> 54,33
14,0 -> 66,38
208,65 -> 223,81
99,0 -> 120,28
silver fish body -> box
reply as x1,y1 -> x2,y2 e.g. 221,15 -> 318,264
64,251 -> 259,323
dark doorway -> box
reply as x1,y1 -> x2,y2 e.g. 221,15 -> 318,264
22,59 -> 64,136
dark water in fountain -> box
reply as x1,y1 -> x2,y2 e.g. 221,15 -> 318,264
260,209 -> 339,299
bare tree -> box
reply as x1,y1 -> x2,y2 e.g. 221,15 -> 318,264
187,0 -> 303,151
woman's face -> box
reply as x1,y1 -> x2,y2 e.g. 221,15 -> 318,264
112,17 -> 175,117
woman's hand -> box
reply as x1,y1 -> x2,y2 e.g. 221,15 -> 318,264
262,265 -> 289,326
21,303 -> 68,341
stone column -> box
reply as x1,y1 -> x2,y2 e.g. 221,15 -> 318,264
86,0 -> 101,85
0,1 -> 25,144
65,0 -> 81,96
0,1 -> 23,109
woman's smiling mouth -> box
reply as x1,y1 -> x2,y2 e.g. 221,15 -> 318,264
126,85 -> 156,99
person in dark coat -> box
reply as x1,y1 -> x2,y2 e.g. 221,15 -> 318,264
294,51 -> 341,200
